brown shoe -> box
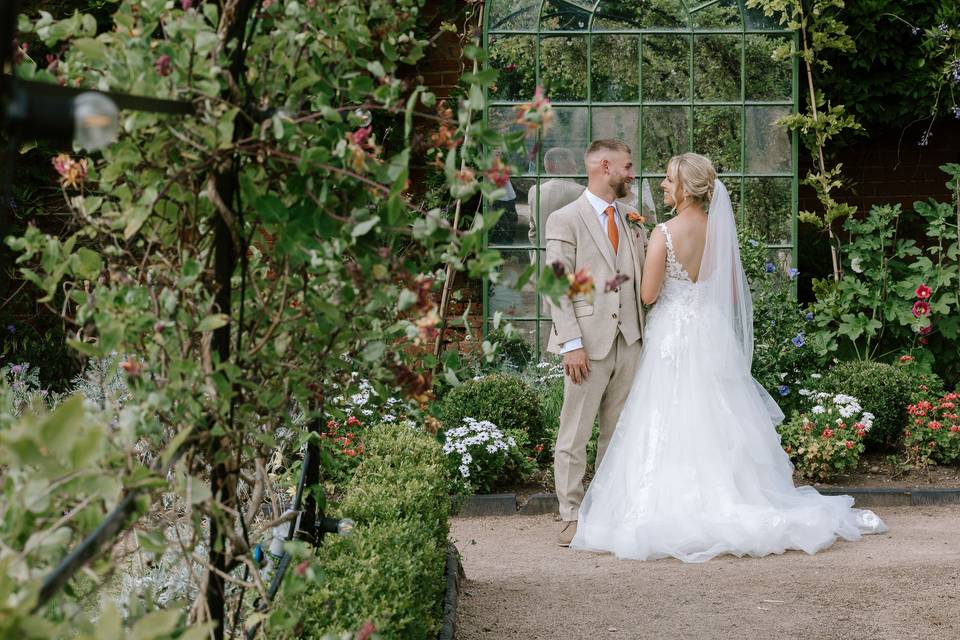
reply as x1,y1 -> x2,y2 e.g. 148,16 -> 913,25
557,521 -> 577,547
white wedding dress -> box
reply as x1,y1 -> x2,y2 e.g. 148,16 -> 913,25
571,181 -> 887,562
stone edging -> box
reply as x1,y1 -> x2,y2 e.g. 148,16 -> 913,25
453,487 -> 960,517
437,542 -> 463,640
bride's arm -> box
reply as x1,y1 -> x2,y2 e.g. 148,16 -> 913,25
640,227 -> 667,305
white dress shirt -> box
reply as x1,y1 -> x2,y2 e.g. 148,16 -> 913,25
559,189 -> 622,354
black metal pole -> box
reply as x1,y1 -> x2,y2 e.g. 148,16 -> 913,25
207,2 -> 257,638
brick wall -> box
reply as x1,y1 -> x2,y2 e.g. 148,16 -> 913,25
799,118 -> 959,215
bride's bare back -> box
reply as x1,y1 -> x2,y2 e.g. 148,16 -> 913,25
663,213 -> 708,283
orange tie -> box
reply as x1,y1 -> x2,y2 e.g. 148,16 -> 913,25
605,205 -> 619,255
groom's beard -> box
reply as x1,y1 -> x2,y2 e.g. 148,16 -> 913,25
611,178 -> 630,199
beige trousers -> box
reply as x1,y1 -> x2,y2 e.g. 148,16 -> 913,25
554,332 -> 642,522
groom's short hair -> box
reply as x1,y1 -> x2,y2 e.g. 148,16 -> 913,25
584,139 -> 632,164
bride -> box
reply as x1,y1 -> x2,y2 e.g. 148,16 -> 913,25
570,153 -> 887,562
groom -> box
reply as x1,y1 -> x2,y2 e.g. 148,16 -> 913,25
544,139 -> 648,546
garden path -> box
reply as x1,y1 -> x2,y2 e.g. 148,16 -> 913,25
452,506 -> 960,639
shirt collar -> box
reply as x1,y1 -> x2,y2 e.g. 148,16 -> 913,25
584,188 -> 619,219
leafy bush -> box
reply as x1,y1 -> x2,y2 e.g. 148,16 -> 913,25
808,166 -> 960,387
272,424 -> 450,639
436,373 -> 547,449
739,232 -> 820,413
816,361 -> 913,450
521,359 -> 564,457
441,417 -> 534,494
778,392 -> 874,482
903,389 -> 960,467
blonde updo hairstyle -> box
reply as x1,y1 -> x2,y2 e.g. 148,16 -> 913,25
668,152 -> 717,210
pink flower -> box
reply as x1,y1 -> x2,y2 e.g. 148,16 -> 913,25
912,300 -> 930,317
915,283 -> 932,299
485,157 -> 511,188
180,0 -> 193,9
822,428 -> 834,438
845,440 -> 855,449
928,421 -> 942,430
919,324 -> 933,335
919,337 -> 929,346
356,621 -> 378,640
155,54 -> 172,77
899,355 -> 913,363
950,425 -> 960,433
349,125 -> 373,147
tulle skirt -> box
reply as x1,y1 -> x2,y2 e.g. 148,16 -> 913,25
570,297 -> 887,562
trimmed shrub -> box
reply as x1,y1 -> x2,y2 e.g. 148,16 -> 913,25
272,424 -> 450,639
814,361 -> 914,450
436,373 -> 546,448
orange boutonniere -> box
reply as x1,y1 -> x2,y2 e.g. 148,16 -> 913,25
626,211 -> 646,227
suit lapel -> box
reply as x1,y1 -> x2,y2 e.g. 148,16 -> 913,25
576,195 -> 616,272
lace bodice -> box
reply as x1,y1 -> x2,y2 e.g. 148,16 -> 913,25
656,223 -> 698,309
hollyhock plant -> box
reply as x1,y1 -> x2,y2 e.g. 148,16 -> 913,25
915,283 -> 932,299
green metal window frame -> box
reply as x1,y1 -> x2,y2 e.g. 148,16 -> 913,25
482,0 -> 800,360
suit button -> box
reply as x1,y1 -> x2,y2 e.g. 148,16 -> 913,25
613,288 -> 620,293
612,312 -> 618,319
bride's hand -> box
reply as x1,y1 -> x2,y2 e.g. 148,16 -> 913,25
563,348 -> 591,384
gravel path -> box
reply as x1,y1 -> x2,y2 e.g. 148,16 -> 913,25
452,506 -> 960,640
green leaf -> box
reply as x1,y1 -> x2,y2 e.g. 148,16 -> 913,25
68,338 -> 104,358
362,341 -> 386,362
162,426 -> 193,467
197,314 -> 230,332
351,216 -> 380,237
72,247 -> 102,280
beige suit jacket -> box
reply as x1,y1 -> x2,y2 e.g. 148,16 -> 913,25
544,193 -> 648,357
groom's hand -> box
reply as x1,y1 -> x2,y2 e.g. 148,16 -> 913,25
563,348 -> 591,384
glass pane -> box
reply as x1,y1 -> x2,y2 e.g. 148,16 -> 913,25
693,106 -> 741,173
744,5 -> 784,30
488,107 -> 537,175
643,106 -> 689,172
745,106 -> 791,174
540,107 -> 589,174
591,35 -> 640,102
489,251 -> 540,318
530,176 -> 586,251
488,0 -> 540,31
694,35 -> 741,102
744,177 -> 792,245
490,178 -> 536,247
745,34 -> 792,101
489,35 -> 536,102
642,35 -> 690,102
540,35 -> 588,102
638,175 -> 672,222
593,0 -> 687,31
691,0 -> 743,30
768,248 -> 793,274
540,0 -> 592,31
592,107 -> 639,151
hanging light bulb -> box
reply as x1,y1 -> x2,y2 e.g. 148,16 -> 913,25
72,91 -> 119,150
